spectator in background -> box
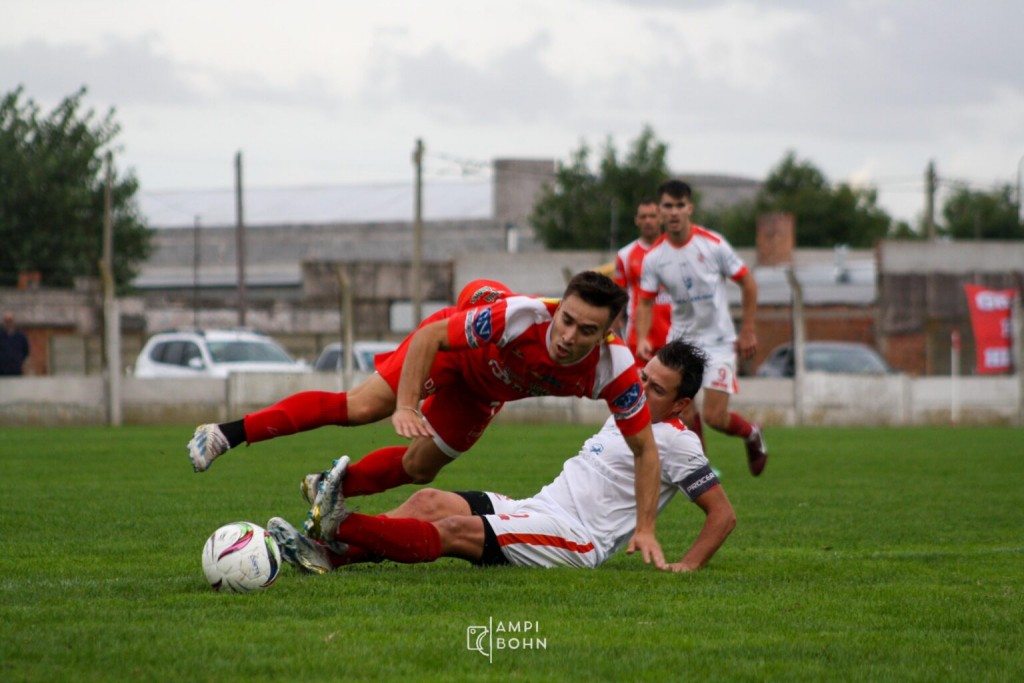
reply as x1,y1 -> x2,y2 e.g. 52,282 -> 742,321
0,311 -> 29,376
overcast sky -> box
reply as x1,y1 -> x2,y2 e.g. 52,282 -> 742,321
4,0 -> 1023,225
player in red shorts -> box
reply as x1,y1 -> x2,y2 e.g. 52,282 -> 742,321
187,271 -> 667,566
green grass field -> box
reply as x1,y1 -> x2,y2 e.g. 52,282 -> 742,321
1,421 -> 1022,682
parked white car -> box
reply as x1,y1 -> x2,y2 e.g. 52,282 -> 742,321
133,329 -> 310,378
313,341 -> 399,373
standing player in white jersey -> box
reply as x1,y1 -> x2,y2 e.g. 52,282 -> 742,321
265,341 -> 736,574
634,179 -> 767,476
611,200 -> 673,364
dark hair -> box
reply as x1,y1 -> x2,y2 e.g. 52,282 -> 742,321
655,340 -> 708,400
562,271 -> 629,323
636,198 -> 658,210
656,179 -> 693,202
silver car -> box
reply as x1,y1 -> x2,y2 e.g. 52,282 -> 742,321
756,341 -> 893,377
134,329 -> 310,378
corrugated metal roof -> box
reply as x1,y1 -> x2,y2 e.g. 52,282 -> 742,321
138,180 -> 493,228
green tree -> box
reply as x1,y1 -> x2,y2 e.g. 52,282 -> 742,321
756,151 -> 893,248
939,184 -> 1023,240
530,126 -> 670,250
699,200 -> 757,247
701,151 -> 897,248
0,86 -> 151,291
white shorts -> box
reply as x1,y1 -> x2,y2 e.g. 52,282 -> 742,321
701,343 -> 738,395
482,492 -> 599,569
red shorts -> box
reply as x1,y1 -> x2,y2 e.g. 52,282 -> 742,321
375,305 -> 504,457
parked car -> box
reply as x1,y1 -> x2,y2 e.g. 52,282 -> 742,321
134,329 -> 310,378
313,341 -> 399,373
755,341 -> 893,377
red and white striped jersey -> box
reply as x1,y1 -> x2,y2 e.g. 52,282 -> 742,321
444,295 -> 650,436
612,238 -> 672,351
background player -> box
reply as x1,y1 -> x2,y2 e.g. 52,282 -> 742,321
269,341 -> 735,574
634,179 -> 767,476
611,199 -> 673,363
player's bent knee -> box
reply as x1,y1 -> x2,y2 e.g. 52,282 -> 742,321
403,488 -> 446,515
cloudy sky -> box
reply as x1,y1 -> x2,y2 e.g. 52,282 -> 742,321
4,0 -> 1023,225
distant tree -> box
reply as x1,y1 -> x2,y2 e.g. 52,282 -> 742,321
887,220 -> 921,240
939,184 -> 1023,240
531,126 -> 670,250
753,151 -> 893,248
0,86 -> 151,291
698,199 -> 757,247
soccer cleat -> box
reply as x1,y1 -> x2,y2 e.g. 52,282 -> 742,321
308,455 -> 351,541
267,517 -> 335,574
187,424 -> 229,473
300,471 -> 327,506
745,425 -> 768,476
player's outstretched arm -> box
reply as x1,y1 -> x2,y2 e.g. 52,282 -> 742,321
664,485 -> 736,573
623,425 -> 666,569
634,297 -> 655,361
392,320 -> 449,439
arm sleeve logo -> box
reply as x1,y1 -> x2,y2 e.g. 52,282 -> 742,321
610,382 -> 644,416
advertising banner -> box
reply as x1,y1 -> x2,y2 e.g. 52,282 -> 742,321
963,285 -> 1015,374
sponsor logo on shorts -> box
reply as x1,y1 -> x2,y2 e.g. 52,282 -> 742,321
469,286 -> 503,306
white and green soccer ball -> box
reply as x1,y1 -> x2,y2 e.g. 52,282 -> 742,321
201,521 -> 281,593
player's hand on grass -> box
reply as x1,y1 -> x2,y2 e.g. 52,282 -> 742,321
626,531 -> 666,570
663,561 -> 699,573
392,407 -> 434,439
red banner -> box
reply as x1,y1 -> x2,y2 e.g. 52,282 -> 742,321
963,285 -> 1015,375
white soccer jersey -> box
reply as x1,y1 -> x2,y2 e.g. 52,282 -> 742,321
638,227 -> 748,347
492,415 -> 719,567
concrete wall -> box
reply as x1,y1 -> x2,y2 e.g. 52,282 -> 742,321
1,373 -> 1018,427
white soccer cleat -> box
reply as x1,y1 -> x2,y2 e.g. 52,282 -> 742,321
267,517 -> 336,575
300,471 -> 326,506
308,456 -> 351,541
187,424 -> 229,473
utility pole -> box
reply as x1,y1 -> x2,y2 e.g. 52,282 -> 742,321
193,215 -> 201,329
412,138 -> 424,326
1016,152 -> 1024,225
235,151 -> 247,327
101,152 -> 122,426
925,160 -> 937,240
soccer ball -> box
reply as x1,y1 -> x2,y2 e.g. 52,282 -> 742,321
201,521 -> 281,593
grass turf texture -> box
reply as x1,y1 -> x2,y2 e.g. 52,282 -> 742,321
1,422 -> 1022,682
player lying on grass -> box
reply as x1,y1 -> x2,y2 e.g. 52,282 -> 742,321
190,271 -> 667,565
267,341 -> 736,573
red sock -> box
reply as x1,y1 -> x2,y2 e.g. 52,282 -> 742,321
244,392 -> 348,444
323,542 -> 378,568
724,412 -> 754,439
334,513 -> 442,564
343,446 -> 413,497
